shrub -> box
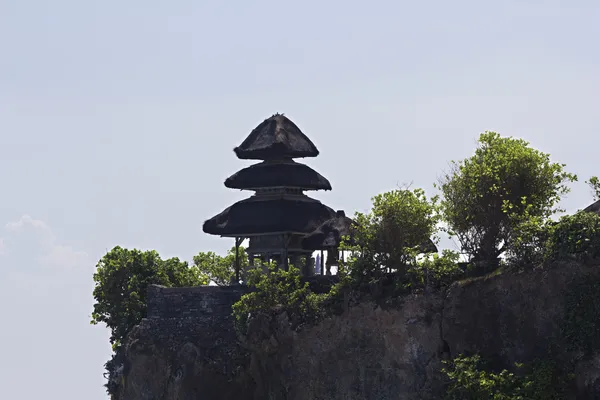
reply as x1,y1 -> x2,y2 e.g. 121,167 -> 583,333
408,249 -> 464,290
442,355 -> 572,400
232,264 -> 326,334
505,217 -> 552,268
351,188 -> 440,276
545,211 -> 600,264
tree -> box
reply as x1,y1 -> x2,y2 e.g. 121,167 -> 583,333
91,246 -> 205,394
193,245 -> 248,286
351,188 -> 439,275
586,176 -> 600,201
438,132 -> 576,267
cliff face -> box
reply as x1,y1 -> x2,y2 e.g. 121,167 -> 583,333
117,264 -> 600,400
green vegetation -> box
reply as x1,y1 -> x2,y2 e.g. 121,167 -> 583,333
546,212 -> 600,264
442,355 -> 573,400
587,176 -> 600,200
438,132 -> 576,269
232,264 -> 327,334
193,245 -> 249,286
351,187 -> 440,274
91,246 -> 206,395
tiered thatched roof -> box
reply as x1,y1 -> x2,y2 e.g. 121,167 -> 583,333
233,114 -> 319,160
584,200 -> 600,215
301,210 -> 439,253
224,160 -> 331,191
203,197 -> 336,237
302,210 -> 356,250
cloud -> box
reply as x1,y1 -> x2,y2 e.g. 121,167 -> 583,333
0,215 -> 111,400
0,215 -> 92,288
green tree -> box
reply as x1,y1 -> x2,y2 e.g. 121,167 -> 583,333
91,246 -> 205,394
443,355 -> 531,400
232,264 -> 325,334
351,188 -> 439,276
193,245 -> 248,286
586,176 -> 600,200
438,132 -> 576,267
442,355 -> 572,400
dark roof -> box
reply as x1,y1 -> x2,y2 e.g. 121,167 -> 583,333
584,200 -> 600,215
302,210 -> 356,250
234,114 -> 319,160
224,160 -> 332,191
203,196 -> 336,236
418,238 -> 438,254
301,211 -> 439,253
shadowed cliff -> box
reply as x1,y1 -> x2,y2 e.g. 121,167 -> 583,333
116,263 -> 600,399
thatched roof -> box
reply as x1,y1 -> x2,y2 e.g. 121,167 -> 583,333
234,114 -> 319,160
301,210 -> 356,250
224,160 -> 332,191
418,238 -> 438,254
203,196 -> 336,236
301,210 -> 439,253
584,200 -> 600,215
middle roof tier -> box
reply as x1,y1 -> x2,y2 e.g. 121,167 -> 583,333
224,159 -> 332,191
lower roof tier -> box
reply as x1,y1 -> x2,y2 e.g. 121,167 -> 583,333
301,210 -> 356,250
224,160 -> 332,191
203,196 -> 336,237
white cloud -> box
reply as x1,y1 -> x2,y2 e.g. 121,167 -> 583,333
0,215 -> 91,277
0,215 -> 111,400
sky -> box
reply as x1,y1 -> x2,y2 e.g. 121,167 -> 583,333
1,0 -> 599,398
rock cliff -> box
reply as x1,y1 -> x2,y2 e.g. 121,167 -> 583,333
116,263 -> 600,399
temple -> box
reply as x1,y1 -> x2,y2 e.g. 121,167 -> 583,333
203,113 -> 350,280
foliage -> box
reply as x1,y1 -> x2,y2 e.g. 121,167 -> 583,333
438,131 -> 576,267
545,211 -> 600,264
442,355 -> 572,400
193,245 -> 248,286
350,188 -> 439,277
504,216 -> 552,268
91,246 -> 205,394
407,249 -> 464,290
586,176 -> 600,201
232,264 -> 326,334
443,355 -> 530,400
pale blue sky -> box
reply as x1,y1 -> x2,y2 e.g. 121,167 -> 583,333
1,1 -> 599,398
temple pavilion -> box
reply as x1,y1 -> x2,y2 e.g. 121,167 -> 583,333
203,113 -> 350,281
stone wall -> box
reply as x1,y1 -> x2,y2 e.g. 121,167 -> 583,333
118,285 -> 252,400
146,284 -> 248,319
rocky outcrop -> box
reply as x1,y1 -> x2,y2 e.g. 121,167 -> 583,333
117,264 -> 600,399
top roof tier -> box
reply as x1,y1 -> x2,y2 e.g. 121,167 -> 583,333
233,114 -> 320,160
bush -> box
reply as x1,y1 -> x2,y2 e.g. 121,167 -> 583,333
546,211 -> 600,263
232,264 -> 326,334
408,250 -> 464,290
443,355 -> 530,400
505,217 -> 551,268
351,188 -> 440,276
442,355 -> 572,400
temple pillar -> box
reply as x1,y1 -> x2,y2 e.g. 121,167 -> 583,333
326,248 -> 335,276
307,256 -> 315,276
234,237 -> 241,283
